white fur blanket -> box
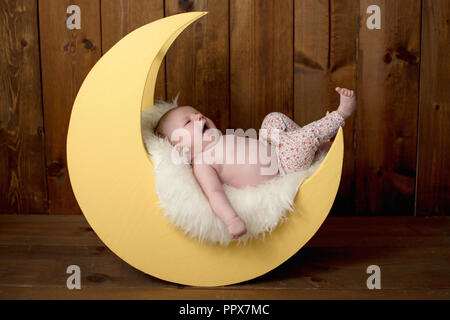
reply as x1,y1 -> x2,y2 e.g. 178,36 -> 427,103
141,97 -> 325,246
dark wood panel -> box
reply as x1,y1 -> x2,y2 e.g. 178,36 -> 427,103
356,0 -> 421,215
1,2 -> 449,217
101,0 -> 166,102
1,286 -> 448,300
230,0 -> 293,130
416,0 -> 450,216
1,214 -> 449,248
165,0 -> 229,132
0,214 -> 102,246
39,0 -> 102,214
0,215 -> 449,299
294,0 -> 358,216
0,245 -> 448,297
0,0 -> 48,214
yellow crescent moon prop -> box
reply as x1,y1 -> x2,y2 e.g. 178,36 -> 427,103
67,12 -> 344,287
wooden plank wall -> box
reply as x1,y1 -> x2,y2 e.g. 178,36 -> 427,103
416,0 -> 450,216
0,0 -> 48,214
294,0 -> 357,216
166,0 -> 229,132
0,0 -> 448,216
357,0 -> 421,216
230,0 -> 293,130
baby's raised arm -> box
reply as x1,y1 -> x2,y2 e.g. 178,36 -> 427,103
193,162 -> 246,239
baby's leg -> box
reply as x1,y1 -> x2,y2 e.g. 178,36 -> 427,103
278,111 -> 345,174
299,111 -> 345,146
260,112 -> 300,144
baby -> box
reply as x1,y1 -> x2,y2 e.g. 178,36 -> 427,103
154,87 -> 356,240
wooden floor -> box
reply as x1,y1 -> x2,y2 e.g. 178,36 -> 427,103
0,215 -> 448,300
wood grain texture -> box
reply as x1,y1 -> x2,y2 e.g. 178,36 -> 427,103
0,215 -> 449,299
294,0 -> 358,216
416,0 -> 450,216
230,0 -> 293,130
1,2 -> 449,217
39,0 -> 102,214
0,0 -> 48,214
165,0 -> 229,132
1,286 -> 448,300
101,0 -> 166,102
356,0 -> 421,215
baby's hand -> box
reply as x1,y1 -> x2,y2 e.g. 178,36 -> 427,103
226,216 -> 247,240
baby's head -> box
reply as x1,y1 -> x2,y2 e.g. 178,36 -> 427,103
155,106 -> 218,156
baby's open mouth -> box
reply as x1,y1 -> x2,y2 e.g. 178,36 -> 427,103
202,121 -> 208,133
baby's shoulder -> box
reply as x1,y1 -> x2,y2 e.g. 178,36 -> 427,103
192,149 -> 221,172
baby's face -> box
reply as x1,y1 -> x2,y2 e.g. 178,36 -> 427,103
162,106 -> 217,149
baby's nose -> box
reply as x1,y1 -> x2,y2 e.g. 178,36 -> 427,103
192,113 -> 203,121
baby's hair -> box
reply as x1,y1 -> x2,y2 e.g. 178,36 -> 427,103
153,92 -> 181,138
154,106 -> 181,138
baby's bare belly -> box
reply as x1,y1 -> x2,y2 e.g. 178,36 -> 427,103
210,135 -> 279,189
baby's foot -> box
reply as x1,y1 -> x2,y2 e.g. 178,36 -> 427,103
226,216 -> 247,240
335,87 -> 356,119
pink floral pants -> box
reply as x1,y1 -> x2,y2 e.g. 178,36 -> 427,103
260,111 -> 345,175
